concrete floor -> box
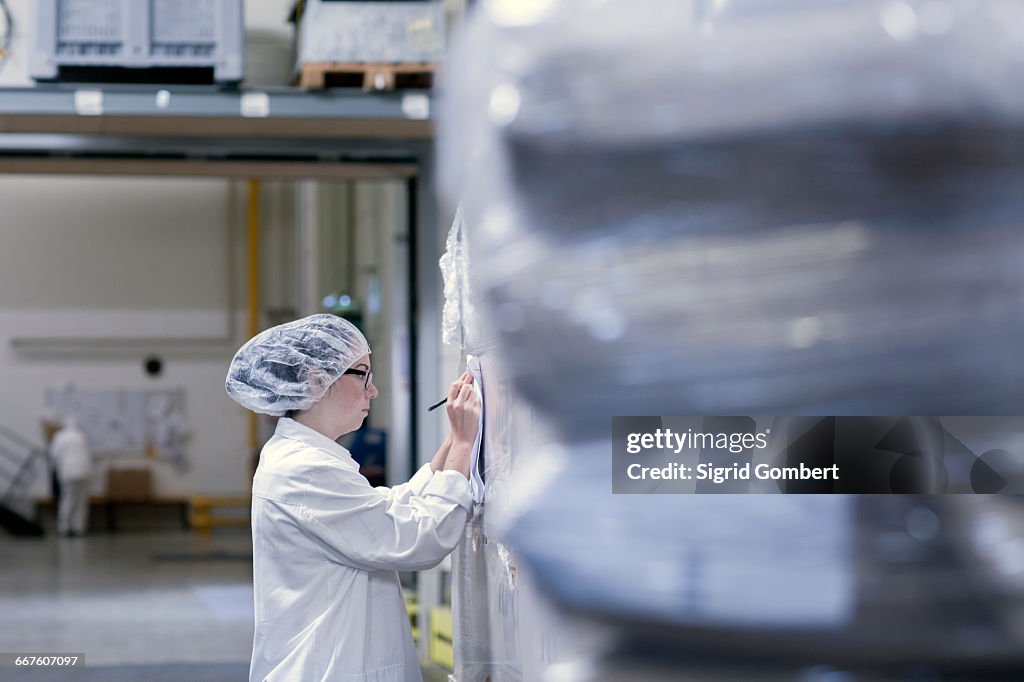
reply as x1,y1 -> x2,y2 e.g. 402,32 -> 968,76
0,529 -> 452,681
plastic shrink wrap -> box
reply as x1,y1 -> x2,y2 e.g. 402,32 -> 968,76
438,0 -> 1024,678
440,0 -> 1024,431
440,207 -> 500,356
444,209 -> 609,681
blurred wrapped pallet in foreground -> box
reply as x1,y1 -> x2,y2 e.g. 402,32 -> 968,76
437,0 -> 1024,679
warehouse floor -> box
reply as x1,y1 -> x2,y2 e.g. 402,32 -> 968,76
0,530 -> 451,681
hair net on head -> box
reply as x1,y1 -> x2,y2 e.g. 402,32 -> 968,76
225,314 -> 370,416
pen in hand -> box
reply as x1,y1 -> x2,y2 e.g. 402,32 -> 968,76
429,370 -> 474,412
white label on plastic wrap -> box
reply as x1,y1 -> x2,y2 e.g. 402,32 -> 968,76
401,93 -> 430,120
240,92 -> 270,118
73,90 -> 103,116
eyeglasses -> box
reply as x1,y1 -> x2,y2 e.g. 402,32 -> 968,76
343,368 -> 373,390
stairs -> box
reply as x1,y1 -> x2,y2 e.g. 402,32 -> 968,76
0,424 -> 46,537
0,502 -> 43,536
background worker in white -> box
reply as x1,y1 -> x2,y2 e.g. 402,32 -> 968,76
50,416 -> 92,537
225,314 -> 479,682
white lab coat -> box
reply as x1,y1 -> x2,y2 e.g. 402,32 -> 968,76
51,424 -> 92,535
250,418 -> 472,682
51,425 -> 91,481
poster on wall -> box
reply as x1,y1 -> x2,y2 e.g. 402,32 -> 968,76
45,386 -> 190,470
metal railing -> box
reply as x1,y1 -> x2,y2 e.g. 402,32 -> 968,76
0,424 -> 44,506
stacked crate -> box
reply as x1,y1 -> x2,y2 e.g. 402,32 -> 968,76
30,0 -> 244,84
290,0 -> 444,90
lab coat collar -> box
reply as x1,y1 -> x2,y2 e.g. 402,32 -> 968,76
275,418 -> 359,469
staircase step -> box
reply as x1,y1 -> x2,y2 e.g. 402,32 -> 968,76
0,503 -> 45,537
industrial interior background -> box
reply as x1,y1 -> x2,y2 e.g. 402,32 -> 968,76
2,1 -> 1024,681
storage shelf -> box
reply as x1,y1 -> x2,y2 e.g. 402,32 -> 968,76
0,85 -> 434,172
0,85 -> 432,123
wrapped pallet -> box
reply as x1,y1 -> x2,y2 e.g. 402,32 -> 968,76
290,0 -> 445,88
439,0 -> 1024,679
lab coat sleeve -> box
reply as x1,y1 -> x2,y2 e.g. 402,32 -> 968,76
374,463 -> 435,504
301,465 -> 472,572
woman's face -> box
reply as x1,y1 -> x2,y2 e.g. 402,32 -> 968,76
327,353 -> 378,436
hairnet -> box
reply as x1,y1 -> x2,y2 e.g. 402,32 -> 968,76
225,314 -> 371,416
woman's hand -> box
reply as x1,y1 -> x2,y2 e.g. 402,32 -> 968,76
446,372 -> 480,445
444,371 -> 480,478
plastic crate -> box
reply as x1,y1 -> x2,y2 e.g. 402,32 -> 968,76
30,0 -> 244,84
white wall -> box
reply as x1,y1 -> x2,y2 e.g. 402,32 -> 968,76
0,176 -> 260,497
0,177 -> 233,309
0,175 -> 308,497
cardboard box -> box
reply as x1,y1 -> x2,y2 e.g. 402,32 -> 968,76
106,467 -> 152,502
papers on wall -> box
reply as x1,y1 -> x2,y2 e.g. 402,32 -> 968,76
467,354 -> 486,504
45,385 -> 190,470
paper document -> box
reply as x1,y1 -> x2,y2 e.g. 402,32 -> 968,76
466,354 -> 486,503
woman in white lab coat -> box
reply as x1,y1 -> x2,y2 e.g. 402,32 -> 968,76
225,314 -> 479,682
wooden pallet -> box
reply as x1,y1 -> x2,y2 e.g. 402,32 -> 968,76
297,62 -> 435,91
